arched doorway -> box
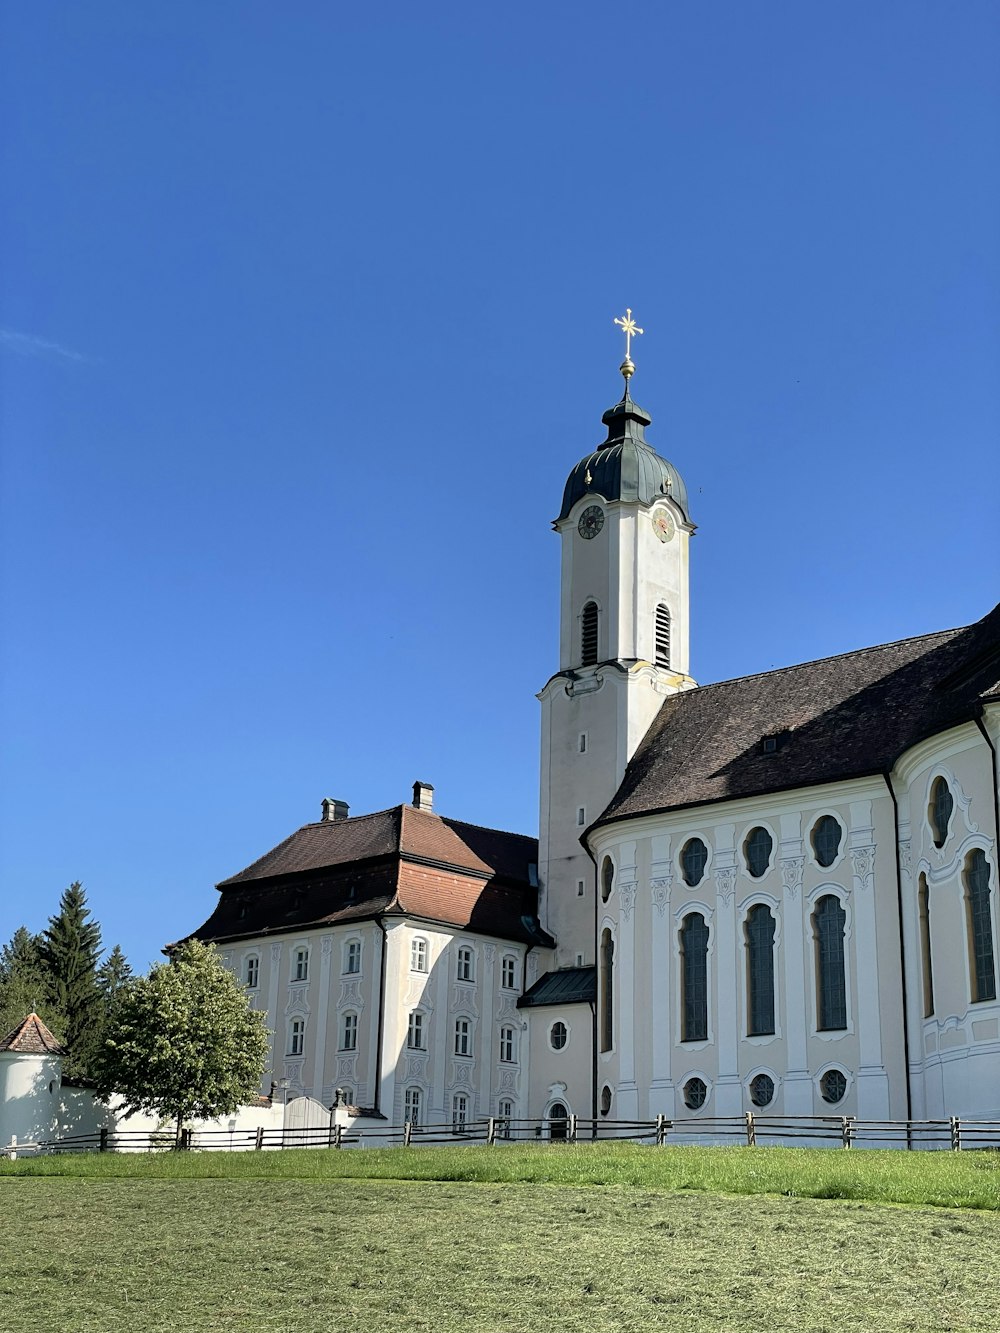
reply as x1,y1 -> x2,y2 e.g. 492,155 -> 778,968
548,1102 -> 568,1141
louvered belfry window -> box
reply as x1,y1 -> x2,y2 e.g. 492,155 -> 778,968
654,604 -> 671,668
581,601 -> 599,666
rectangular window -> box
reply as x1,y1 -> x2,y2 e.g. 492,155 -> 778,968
577,807 -> 585,826
452,1094 -> 468,1134
501,956 -> 517,989
244,956 -> 259,989
457,947 -> 474,982
498,1099 -> 514,1139
341,1012 -> 358,1052
344,940 -> 361,975
575,952 -> 584,967
579,733 -> 587,753
410,937 -> 428,973
293,948 -> 309,982
404,1087 -> 421,1126
499,1026 -> 515,1063
454,1018 -> 471,1057
576,880 -> 585,897
680,914 -> 709,1042
288,1018 -> 305,1056
407,1011 -> 425,1050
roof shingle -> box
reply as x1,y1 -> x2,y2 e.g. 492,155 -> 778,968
0,1013 -> 65,1056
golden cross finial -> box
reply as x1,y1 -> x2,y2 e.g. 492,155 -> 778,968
614,308 -> 643,361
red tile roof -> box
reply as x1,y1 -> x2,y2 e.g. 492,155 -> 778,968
188,804 -> 549,947
0,1013 -> 65,1056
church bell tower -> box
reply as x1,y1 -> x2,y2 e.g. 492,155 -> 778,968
538,314 -> 696,966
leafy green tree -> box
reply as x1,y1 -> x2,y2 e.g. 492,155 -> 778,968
0,927 -> 64,1041
39,883 -> 103,1076
95,939 -> 270,1144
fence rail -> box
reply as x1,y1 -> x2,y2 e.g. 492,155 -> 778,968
6,1112 -> 1000,1158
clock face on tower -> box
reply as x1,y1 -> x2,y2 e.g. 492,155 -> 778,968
578,505 -> 605,540
651,508 -> 675,543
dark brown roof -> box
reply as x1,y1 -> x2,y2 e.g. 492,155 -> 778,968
189,804 -> 549,947
0,1013 -> 65,1056
518,966 -> 597,1008
598,602 -> 1000,828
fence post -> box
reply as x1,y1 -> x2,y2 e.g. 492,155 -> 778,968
745,1111 -> 756,1147
99,1127 -> 109,1154
179,1127 -> 191,1151
655,1114 -> 667,1146
841,1117 -> 853,1149
950,1116 -> 962,1151
403,1120 -> 413,1148
486,1117 -> 496,1147
334,1124 -> 343,1149
568,1114 -> 578,1144
254,1126 -> 264,1151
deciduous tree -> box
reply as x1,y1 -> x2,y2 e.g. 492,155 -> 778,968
95,939 -> 269,1144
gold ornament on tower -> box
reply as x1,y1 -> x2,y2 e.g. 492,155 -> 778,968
613,308 -> 644,383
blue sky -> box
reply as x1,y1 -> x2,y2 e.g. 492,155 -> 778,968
1,2 -> 997,971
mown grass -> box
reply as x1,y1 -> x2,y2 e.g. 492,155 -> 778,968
2,1173 -> 999,1332
3,1141 -> 1000,1210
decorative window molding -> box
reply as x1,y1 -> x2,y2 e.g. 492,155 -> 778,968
456,946 -> 475,983
501,955 -> 518,990
680,837 -> 708,888
404,1086 -> 422,1126
929,776 -> 954,850
813,894 -> 848,1031
406,1011 -> 426,1051
340,1011 -> 358,1052
749,1072 -> 776,1107
744,826 -> 774,879
682,1074 -> 709,1111
499,1025 -> 517,1064
454,1016 -> 473,1057
292,947 -> 310,983
819,1066 -> 849,1105
964,848 -> 997,1004
244,955 -> 259,990
600,855 -> 614,904
343,939 -> 362,976
810,815 -> 844,870
287,1017 -> 305,1057
452,1093 -> 469,1133
549,1020 -> 568,1051
410,936 -> 429,974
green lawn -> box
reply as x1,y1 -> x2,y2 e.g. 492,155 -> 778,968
2,1147 -> 999,1331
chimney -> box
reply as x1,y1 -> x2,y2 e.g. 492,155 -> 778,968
412,781 -> 434,813
321,798 -> 350,822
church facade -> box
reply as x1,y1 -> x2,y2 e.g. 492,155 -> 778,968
187,346 -> 1000,1132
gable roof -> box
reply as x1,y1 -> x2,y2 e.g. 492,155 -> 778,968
598,601 -> 1000,829
189,803 -> 550,948
0,1013 -> 65,1056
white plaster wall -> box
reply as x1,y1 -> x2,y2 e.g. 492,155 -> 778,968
0,1052 -> 63,1146
525,1003 -> 592,1123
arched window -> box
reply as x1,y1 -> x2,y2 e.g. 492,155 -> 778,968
918,872 -> 934,1018
457,946 -> 474,982
340,1012 -> 358,1052
452,1094 -> 469,1133
744,827 -> 773,878
680,913 -> 709,1041
599,928 -> 614,1052
600,857 -> 614,903
745,904 -> 776,1036
930,777 -> 954,849
499,1025 -> 516,1063
244,955 -> 259,989
811,816 -> 842,868
964,849 -> 996,1003
654,604 -> 671,668
343,939 -> 361,975
410,936 -> 428,973
454,1017 -> 472,1057
581,601 -> 599,666
548,1102 -> 568,1140
681,837 -> 708,887
813,895 -> 847,1031
404,1086 -> 421,1125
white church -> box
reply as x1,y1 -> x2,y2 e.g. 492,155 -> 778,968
176,319 -> 999,1136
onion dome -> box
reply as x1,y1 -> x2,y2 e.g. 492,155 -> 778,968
557,389 -> 690,524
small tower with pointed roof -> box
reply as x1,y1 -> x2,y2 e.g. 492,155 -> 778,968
538,318 -> 696,965
0,1013 -> 66,1149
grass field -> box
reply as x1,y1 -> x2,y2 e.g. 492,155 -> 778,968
3,1146 -> 999,1332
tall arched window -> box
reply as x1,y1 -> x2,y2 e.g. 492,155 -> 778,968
964,849 -> 996,1003
654,604 -> 671,668
930,777 -> 954,849
745,905 -> 776,1036
581,601 -> 599,666
918,872 -> 934,1018
680,912 -> 709,1042
813,895 -> 847,1031
599,928 -> 614,1052
600,857 -> 614,903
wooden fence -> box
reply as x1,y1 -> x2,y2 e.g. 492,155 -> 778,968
7,1113 -> 1000,1157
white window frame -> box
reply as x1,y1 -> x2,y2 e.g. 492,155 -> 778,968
456,946 -> 475,982
499,1024 -> 516,1064
497,1098 -> 514,1138
404,1086 -> 422,1126
292,946 -> 309,983
549,1019 -> 569,1051
343,938 -> 362,976
407,1011 -> 425,1050
244,955 -> 259,989
454,1016 -> 472,1057
501,955 -> 517,990
288,1017 -> 305,1056
410,936 -> 429,974
341,1011 -> 358,1052
452,1093 -> 469,1133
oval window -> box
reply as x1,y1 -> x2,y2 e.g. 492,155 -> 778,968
600,857 -> 614,903
744,827 -> 773,878
750,1073 -> 775,1107
683,1077 -> 707,1110
820,1069 -> 847,1104
811,815 -> 842,868
600,1085 -> 612,1117
930,778 -> 954,849
550,1021 -> 568,1051
681,838 -> 708,887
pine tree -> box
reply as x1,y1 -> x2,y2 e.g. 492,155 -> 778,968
0,927 -> 64,1041
97,945 -> 133,1004
40,882 -> 103,1077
